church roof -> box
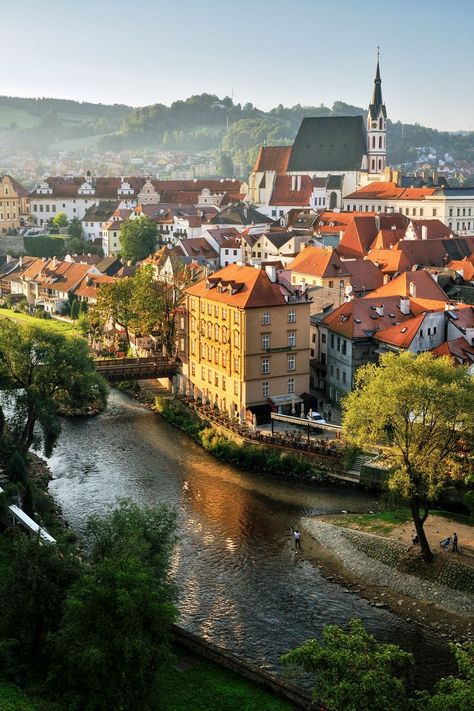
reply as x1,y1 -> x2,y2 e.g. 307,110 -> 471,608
287,116 -> 367,172
368,59 -> 387,119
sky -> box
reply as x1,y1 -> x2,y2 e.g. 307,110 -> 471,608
2,0 -> 473,131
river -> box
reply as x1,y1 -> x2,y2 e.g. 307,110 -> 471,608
48,390 -> 451,687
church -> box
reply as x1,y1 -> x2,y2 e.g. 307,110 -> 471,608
248,57 -> 388,213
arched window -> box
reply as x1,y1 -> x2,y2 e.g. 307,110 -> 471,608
207,322 -> 212,338
379,117 -> 383,130
371,159 -> 376,172
378,158 -> 382,171
214,323 -> 219,341
372,136 -> 376,148
379,135 -> 383,149
329,191 -> 337,209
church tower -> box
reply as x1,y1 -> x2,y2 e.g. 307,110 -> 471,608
367,51 -> 387,175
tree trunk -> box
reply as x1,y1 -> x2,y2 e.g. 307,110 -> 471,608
410,500 -> 433,563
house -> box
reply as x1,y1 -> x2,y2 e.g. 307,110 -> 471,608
81,201 -> 118,241
72,273 -> 115,306
368,269 -> 450,302
342,258 -> 384,297
287,246 -> 351,291
431,337 -> 474,373
178,238 -> 219,267
0,175 -> 29,234
184,264 -> 310,420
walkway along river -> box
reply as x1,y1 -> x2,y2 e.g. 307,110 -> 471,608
48,390 -> 453,688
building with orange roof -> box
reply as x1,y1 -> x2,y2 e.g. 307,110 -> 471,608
368,269 -> 449,302
72,273 -> 115,306
343,182 -> 474,236
184,264 -> 310,419
366,248 -> 411,275
431,337 -> 474,372
447,257 -> 474,282
1,175 -> 29,234
287,246 -> 351,290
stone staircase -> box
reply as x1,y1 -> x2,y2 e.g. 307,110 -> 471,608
346,454 -> 371,481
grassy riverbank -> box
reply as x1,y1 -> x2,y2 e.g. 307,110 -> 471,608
154,396 -> 330,481
0,649 -> 296,711
0,308 -> 81,336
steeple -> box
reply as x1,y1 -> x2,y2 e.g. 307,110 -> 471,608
369,48 -> 386,120
366,48 -> 387,175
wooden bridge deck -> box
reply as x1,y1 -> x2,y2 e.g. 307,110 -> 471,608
94,356 -> 176,382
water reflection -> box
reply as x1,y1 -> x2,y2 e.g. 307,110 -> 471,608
48,390 -> 453,687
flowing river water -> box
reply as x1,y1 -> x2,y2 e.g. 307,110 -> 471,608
48,390 -> 452,687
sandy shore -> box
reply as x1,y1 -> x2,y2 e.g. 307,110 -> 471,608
300,516 -> 474,643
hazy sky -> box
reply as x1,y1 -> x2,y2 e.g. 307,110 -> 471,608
2,0 -> 473,131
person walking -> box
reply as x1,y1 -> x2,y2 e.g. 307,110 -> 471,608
293,529 -> 302,551
452,532 -> 458,553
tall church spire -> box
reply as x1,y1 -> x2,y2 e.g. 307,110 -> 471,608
367,48 -> 387,175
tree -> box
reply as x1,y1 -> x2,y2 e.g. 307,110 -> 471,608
0,320 -> 107,457
67,218 -> 83,241
52,212 -> 68,229
281,619 -> 414,711
415,642 -> 474,711
92,276 -> 136,349
47,501 -> 178,711
217,151 -> 234,177
120,216 -> 157,263
0,536 -> 80,682
70,300 -> 80,320
342,352 -> 474,562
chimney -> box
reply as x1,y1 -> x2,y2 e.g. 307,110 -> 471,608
375,304 -> 384,317
400,297 -> 410,315
383,274 -> 390,284
421,225 -> 428,240
265,264 -> 277,282
409,281 -> 416,297
19,256 -> 23,267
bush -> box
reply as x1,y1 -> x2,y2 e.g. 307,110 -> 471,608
24,235 -> 67,258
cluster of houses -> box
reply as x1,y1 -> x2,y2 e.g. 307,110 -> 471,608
1,58 -> 474,421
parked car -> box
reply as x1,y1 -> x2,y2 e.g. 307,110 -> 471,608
306,411 -> 326,424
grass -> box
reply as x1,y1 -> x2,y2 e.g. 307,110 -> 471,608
0,309 -> 81,336
0,106 -> 40,129
160,650 -> 296,711
335,508 -> 474,535
53,132 -> 113,151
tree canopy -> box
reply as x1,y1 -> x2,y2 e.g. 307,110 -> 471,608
119,216 -> 157,263
342,352 -> 474,561
0,320 -> 107,457
281,618 -> 414,711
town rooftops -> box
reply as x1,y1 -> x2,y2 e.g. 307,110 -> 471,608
322,295 -> 418,338
185,264 -> 288,308
431,336 -> 474,366
342,258 -> 384,294
82,201 -> 118,222
374,313 -> 427,349
211,202 -> 272,226
447,257 -> 474,281
179,238 -> 219,261
269,175 -> 314,206
288,116 -> 367,172
288,246 -> 350,279
344,181 -> 437,201
73,273 -> 115,300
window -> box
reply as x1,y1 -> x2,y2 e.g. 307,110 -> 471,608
336,336 -> 340,351
419,330 -> 424,338
261,334 -> 270,349
288,309 -> 296,323
287,378 -> 295,394
207,303 -> 212,315
433,326 -> 437,335
321,333 -> 326,344
214,305 -> 219,317
222,307 -> 227,320
320,353 -> 326,365
215,373 -> 219,386
214,324 -> 219,340
262,311 -> 270,325
233,356 -> 240,373
328,280 -> 334,288
342,371 -> 346,385
287,354 -> 296,371
191,362 -> 196,376
262,381 -> 269,397
330,334 -> 334,348
207,323 -> 212,338
341,340 -> 347,355
191,339 -> 196,355
432,208 -> 437,217
222,375 -> 226,390
420,208 -> 424,216
233,311 -> 239,325
222,327 -> 228,344
201,302 -> 205,314
208,369 -> 212,383
330,365 -> 334,376
222,352 -> 227,367
336,368 -> 340,381
201,366 -> 205,379
233,331 -> 239,347
288,331 -> 296,347
261,357 -> 270,374
33,204 -> 38,212
449,208 -> 453,217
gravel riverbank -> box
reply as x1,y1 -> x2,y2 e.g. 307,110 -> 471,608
301,517 -> 474,641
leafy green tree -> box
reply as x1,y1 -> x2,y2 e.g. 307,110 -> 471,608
70,300 -> 80,320
7,450 -> 28,485
47,501 -> 178,711
217,151 -> 234,177
120,216 -> 157,263
415,642 -> 474,710
92,276 -> 135,349
281,619 -> 414,711
67,218 -> 83,241
0,320 -> 107,456
342,352 -> 474,562
52,212 -> 68,229
0,536 -> 80,682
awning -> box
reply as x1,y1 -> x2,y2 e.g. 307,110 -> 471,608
269,394 -> 303,407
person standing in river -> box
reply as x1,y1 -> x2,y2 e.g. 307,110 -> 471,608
293,529 -> 301,551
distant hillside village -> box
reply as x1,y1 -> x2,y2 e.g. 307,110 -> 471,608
1,59 -> 474,422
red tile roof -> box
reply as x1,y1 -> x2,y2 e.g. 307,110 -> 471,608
447,258 -> 474,281
185,264 -> 287,308
322,296 -> 416,338
431,337 -> 474,366
287,247 -> 350,279
368,270 -> 449,301
407,219 -> 451,240
374,314 -> 427,348
345,181 -> 437,201
72,273 -> 115,299
252,146 -> 291,173
366,249 -> 410,274
269,175 -> 314,206
342,258 -> 384,293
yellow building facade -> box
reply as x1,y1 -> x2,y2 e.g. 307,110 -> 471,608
184,265 -> 310,417
0,175 -> 29,234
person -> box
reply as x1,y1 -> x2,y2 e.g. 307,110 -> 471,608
412,531 -> 419,545
293,529 -> 301,551
452,532 -> 458,553
440,536 -> 451,552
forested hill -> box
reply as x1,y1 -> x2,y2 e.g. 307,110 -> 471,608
1,93 -> 473,174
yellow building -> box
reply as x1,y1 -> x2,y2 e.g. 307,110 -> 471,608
0,175 -> 29,234
184,264 -> 310,419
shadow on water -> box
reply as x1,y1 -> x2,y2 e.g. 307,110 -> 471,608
48,390 -> 455,689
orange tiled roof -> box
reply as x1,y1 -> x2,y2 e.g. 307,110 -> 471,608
447,258 -> 474,281
368,270 -> 449,301
345,181 -> 437,201
343,258 -> 384,293
269,175 -> 314,206
72,273 -> 115,299
369,228 -> 406,250
322,296 -> 416,338
287,246 -> 351,279
431,336 -> 474,366
252,146 -> 291,173
366,249 -> 410,274
374,313 -> 427,348
185,264 -> 287,308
